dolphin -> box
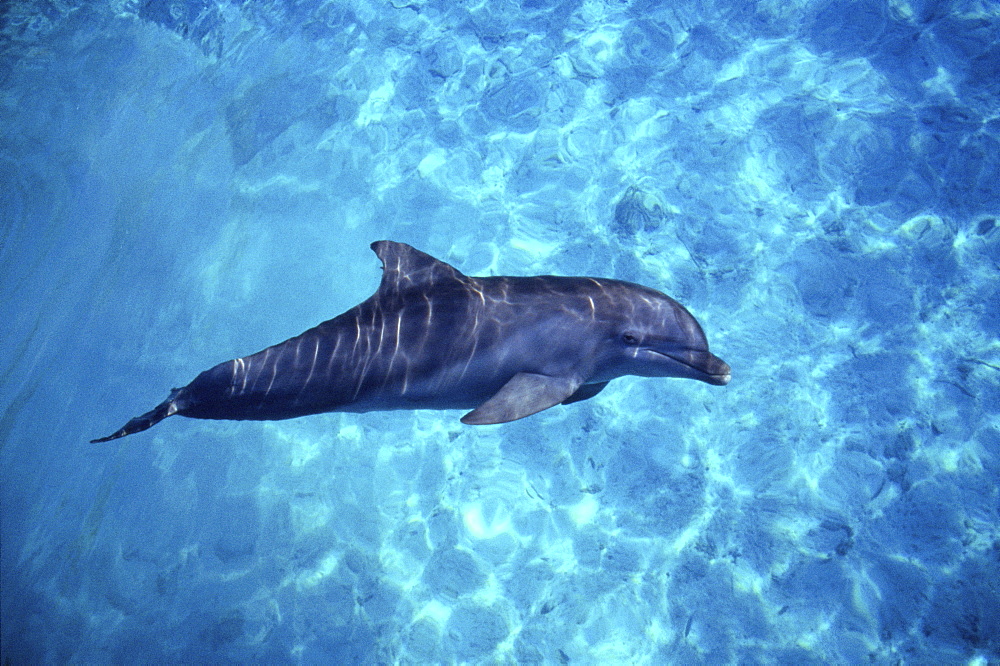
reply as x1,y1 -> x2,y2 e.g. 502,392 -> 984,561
91,241 -> 729,442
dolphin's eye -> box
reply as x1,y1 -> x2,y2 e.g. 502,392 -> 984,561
622,332 -> 640,346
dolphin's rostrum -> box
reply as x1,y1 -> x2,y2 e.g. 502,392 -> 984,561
92,241 -> 729,442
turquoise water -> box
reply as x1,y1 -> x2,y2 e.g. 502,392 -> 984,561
2,0 -> 998,662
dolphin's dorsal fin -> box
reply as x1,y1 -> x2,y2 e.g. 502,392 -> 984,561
461,372 -> 583,425
371,241 -> 466,294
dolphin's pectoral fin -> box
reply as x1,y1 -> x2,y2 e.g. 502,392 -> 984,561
561,381 -> 609,405
461,372 -> 581,425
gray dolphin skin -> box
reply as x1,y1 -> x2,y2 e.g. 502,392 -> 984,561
92,241 -> 730,442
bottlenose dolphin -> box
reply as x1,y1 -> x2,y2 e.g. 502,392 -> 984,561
92,241 -> 729,442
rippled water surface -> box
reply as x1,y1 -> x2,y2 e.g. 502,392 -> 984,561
2,0 -> 998,662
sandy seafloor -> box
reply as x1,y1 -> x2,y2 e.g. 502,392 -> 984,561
1,0 -> 999,663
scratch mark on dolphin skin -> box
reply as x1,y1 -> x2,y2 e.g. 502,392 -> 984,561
385,311 -> 404,386
352,310 -> 379,401
265,348 -> 279,397
237,357 -> 249,395
249,347 -> 270,394
300,336 -> 320,397
325,332 -> 342,382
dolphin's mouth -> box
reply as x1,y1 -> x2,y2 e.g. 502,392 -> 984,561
702,365 -> 732,386
650,348 -> 731,386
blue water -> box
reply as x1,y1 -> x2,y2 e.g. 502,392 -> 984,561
2,0 -> 998,662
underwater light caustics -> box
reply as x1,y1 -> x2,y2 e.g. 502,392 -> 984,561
92,241 -> 729,442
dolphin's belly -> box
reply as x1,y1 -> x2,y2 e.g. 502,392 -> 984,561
177,311 -> 519,420
346,355 -> 512,413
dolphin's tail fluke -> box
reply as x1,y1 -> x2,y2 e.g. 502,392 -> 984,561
90,389 -> 182,443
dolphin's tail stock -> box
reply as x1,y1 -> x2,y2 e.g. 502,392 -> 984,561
90,388 -> 183,443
